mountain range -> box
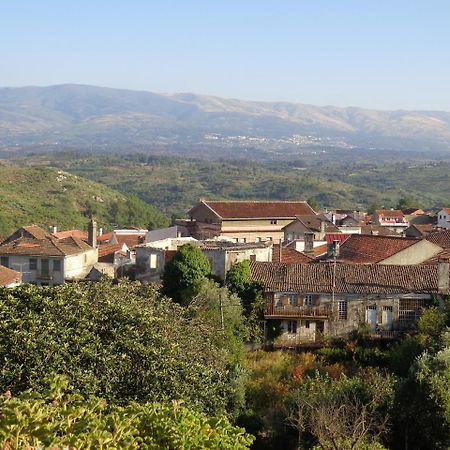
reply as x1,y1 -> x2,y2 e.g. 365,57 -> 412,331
1,84 -> 449,156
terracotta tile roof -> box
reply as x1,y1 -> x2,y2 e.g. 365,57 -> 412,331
426,229 -> 450,249
376,209 -> 405,218
313,243 -> 329,257
98,243 -> 124,263
407,224 -> 434,236
326,234 -> 351,244
402,208 -> 424,215
114,235 -> 146,249
97,232 -> 113,243
23,225 -> 49,239
422,248 -> 450,264
52,229 -> 88,241
0,265 -> 22,286
441,208 -> 450,214
272,244 -> 314,263
338,234 -> 418,263
0,236 -> 93,257
250,261 -> 448,294
194,200 -> 316,219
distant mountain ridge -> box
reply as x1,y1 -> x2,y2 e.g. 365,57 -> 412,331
1,84 -> 449,154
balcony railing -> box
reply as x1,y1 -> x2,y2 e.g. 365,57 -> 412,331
265,303 -> 331,318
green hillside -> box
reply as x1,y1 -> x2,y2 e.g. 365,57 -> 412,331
0,163 -> 169,235
14,153 -> 450,218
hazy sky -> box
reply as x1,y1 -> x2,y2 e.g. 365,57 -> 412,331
1,1 -> 449,110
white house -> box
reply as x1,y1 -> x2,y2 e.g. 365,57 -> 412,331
0,236 -> 98,286
437,208 -> 450,229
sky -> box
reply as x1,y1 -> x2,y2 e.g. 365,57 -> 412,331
1,1 -> 450,110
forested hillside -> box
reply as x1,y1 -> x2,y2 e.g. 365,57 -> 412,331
14,153 -> 450,218
0,163 -> 169,235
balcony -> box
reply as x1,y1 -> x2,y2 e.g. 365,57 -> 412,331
265,303 -> 331,319
36,272 -> 53,280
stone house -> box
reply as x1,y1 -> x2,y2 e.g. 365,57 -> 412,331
135,239 -> 272,283
373,210 -> 409,233
181,200 -> 316,243
250,261 -> 450,347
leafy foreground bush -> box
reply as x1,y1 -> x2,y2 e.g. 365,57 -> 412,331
0,377 -> 254,450
0,281 -> 242,416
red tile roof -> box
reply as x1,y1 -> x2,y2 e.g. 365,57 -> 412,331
441,208 -> 450,214
0,236 -> 93,257
0,265 -> 22,286
426,229 -> 450,249
326,234 -> 351,244
272,244 -> 314,264
193,200 -> 316,219
422,248 -> 450,264
376,209 -> 405,218
52,229 -> 88,241
250,261 -> 448,294
97,232 -> 113,243
98,243 -> 124,263
338,234 -> 418,263
114,235 -> 146,249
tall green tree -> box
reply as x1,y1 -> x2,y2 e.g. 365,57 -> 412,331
162,243 -> 211,304
0,280 -> 236,415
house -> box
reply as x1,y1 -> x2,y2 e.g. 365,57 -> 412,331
437,208 -> 450,229
0,235 -> 98,286
181,200 -> 316,243
107,228 -> 147,249
373,210 -> 409,233
283,214 -> 340,243
426,229 -> 450,249
404,224 -> 435,238
336,234 -> 443,265
135,239 -> 272,283
250,260 -> 450,347
0,265 -> 22,287
2,225 -> 49,244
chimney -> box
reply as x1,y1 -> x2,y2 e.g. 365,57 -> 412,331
331,214 -> 336,225
88,218 -> 97,248
304,232 -> 314,254
438,260 -> 450,294
98,227 -> 103,237
320,219 -> 326,234
50,225 -> 57,234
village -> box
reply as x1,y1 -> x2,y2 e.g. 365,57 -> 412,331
1,200 -> 449,349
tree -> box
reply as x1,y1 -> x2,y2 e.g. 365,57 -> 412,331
0,376 -> 254,449
288,370 -> 395,450
226,261 -> 264,340
396,196 -> 418,210
0,280 -> 238,415
161,243 -> 211,304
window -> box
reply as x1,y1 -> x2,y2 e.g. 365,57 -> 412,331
250,254 -> 256,262
267,237 -> 273,241
338,301 -> 348,320
238,237 -> 246,243
270,220 -> 278,225
304,294 -> 313,306
0,257 -> 9,268
305,320 -> 310,329
53,260 -> 61,272
287,320 -> 297,334
256,237 -> 262,242
288,294 -> 297,306
149,254 -> 158,269
29,258 -> 37,270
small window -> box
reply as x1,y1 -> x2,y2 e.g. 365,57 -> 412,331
256,237 -> 262,242
53,260 -> 61,272
270,220 -> 278,225
338,301 -> 348,320
0,256 -> 9,268
287,320 -> 297,334
29,258 -> 37,270
149,254 -> 158,269
304,294 -> 313,306
267,237 -> 273,241
288,294 -> 297,306
250,254 -> 256,262
305,320 -> 310,329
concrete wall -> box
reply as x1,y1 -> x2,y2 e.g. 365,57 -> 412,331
135,246 -> 165,283
64,249 -> 98,281
381,240 -> 442,265
437,210 -> 450,229
5,255 -> 65,285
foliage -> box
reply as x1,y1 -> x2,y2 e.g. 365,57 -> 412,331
226,261 -> 265,340
288,369 -> 396,450
0,164 -> 168,235
0,376 -> 254,450
0,281 -> 239,416
416,330 -> 450,424
162,243 -> 211,305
